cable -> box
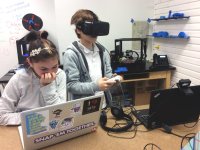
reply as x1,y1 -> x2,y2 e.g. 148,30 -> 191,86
118,82 -> 125,106
143,143 -> 162,150
105,108 -> 139,139
161,124 -> 199,149
107,82 -> 148,139
171,83 -> 176,88
161,124 -> 190,138
105,104 -> 142,139
107,123 -> 138,139
180,133 -> 196,149
115,82 -> 136,110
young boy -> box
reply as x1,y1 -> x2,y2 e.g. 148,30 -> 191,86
63,9 -> 122,107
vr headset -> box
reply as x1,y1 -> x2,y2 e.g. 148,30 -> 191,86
76,21 -> 109,36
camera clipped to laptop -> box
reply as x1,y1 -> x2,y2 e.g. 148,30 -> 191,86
176,79 -> 193,95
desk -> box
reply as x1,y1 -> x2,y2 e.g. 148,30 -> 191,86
118,62 -> 176,105
0,72 -> 14,84
0,106 -> 199,150
122,70 -> 172,88
119,65 -> 175,106
0,72 -> 14,96
121,62 -> 175,89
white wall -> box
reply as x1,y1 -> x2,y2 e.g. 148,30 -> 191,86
54,0 -> 154,63
153,0 -> 200,85
0,1 -> 153,77
0,0 -> 57,78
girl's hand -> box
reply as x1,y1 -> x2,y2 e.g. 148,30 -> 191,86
40,72 -> 56,86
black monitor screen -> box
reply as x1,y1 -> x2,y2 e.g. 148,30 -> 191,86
149,85 -> 200,128
16,37 -> 29,65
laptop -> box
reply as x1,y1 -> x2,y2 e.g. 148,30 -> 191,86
132,85 -> 200,129
18,94 -> 103,150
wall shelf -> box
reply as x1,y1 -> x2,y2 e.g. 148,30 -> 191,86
150,16 -> 190,21
147,35 -> 190,39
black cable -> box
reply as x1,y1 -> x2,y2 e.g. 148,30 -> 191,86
107,122 -> 138,139
143,143 -> 162,150
161,124 -> 189,138
171,83 -> 176,88
161,124 -> 198,149
124,107 -> 142,126
180,133 -> 196,149
106,82 -> 149,139
161,123 -> 199,139
105,106 -> 140,139
118,82 -> 126,107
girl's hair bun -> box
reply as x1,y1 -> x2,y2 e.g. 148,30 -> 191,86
40,30 -> 49,39
26,30 -> 40,43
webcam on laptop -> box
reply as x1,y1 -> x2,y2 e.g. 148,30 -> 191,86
176,79 -> 193,95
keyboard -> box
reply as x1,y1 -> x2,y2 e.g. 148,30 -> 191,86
132,109 -> 150,128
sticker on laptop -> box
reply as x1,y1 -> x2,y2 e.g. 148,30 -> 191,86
70,102 -> 81,114
60,117 -> 74,129
34,122 -> 95,144
82,97 -> 101,115
25,110 -> 49,136
52,109 -> 63,118
49,119 -> 59,130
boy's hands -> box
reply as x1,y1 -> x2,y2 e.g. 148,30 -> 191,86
98,74 -> 123,91
98,77 -> 115,91
40,72 -> 56,86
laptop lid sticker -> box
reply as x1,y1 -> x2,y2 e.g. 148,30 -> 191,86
25,110 -> 49,136
82,97 -> 101,115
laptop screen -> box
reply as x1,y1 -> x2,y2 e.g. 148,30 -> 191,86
148,85 -> 200,128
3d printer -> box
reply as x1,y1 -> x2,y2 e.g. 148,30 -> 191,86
110,38 -> 147,75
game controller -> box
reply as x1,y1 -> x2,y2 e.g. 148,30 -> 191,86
107,75 -> 121,82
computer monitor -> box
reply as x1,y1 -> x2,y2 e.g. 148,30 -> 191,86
149,85 -> 200,128
16,36 -> 29,65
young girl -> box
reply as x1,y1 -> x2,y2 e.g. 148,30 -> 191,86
0,31 -> 66,125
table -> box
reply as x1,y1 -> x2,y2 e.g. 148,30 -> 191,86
118,63 -> 175,106
0,106 -> 199,150
0,72 -> 14,96
0,73 -> 14,85
122,70 -> 173,89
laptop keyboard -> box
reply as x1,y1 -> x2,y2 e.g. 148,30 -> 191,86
141,114 -> 149,120
138,109 -> 149,120
132,109 -> 150,127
